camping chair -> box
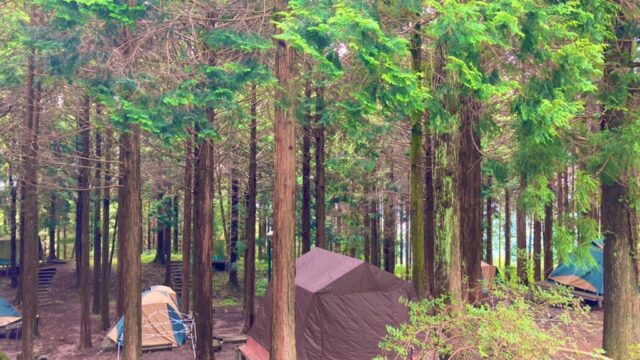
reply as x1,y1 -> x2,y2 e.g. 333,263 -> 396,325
37,267 -> 56,306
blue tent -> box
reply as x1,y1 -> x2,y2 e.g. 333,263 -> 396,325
548,241 -> 604,295
0,296 -> 21,330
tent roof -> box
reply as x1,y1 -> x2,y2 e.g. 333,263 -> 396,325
548,241 -> 603,295
296,248 -> 365,293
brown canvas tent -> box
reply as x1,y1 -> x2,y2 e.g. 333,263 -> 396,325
240,248 -> 415,360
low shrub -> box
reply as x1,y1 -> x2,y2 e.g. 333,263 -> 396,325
377,283 -> 601,360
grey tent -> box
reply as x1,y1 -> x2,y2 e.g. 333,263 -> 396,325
240,248 -> 415,360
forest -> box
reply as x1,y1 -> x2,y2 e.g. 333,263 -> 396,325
0,0 -> 639,359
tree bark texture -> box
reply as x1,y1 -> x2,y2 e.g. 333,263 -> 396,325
100,127 -> 112,330
432,44 -> 462,303
228,175 -> 240,291
92,130 -> 102,315
459,95 -> 482,302
182,135 -> 193,314
384,159 -> 396,274
193,111 -> 215,359
301,80 -> 312,255
243,84 -> 258,333
409,21 -> 426,300
516,180 -> 527,284
20,46 -> 38,360
271,3 -> 297,356
533,217 -> 542,281
78,95 -> 92,348
601,8 -> 640,357
314,86 -> 326,249
485,177 -> 493,264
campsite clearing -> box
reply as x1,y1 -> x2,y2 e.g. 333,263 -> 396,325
0,257 -> 605,360
0,261 -> 242,360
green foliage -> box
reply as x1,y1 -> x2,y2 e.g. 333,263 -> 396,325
378,284 -> 594,360
204,29 -> 272,52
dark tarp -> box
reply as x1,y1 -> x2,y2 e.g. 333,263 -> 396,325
247,248 -> 416,360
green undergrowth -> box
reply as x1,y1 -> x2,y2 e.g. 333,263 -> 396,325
377,283 -> 602,360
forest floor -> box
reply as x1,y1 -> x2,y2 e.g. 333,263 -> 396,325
0,259 -> 605,360
0,259 -> 246,360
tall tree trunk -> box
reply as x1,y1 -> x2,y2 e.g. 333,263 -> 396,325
92,130 -> 102,315
424,127 -> 435,298
459,95 -> 482,302
172,195 -> 179,253
432,44 -> 462,303
228,175 -> 240,291
258,209 -> 266,260
370,186 -> 380,268
485,177 -> 493,264
181,135 -> 193,314
533,217 -> 542,281
363,191 -> 371,263
9,168 -> 17,287
217,173 -> 229,245
164,193 -> 172,286
384,160 -> 396,274
601,8 -> 640,356
563,170 -> 569,222
409,20 -> 426,299
516,179 -> 527,284
20,45 -> 38,360
118,122 -> 142,359
505,188 -> 511,272
56,227 -> 61,263
243,84 -> 258,333
74,99 -> 82,275
78,94 -> 92,348
154,191 -> 165,265
314,86 -> 326,249
405,205 -> 410,281
48,193 -> 56,261
63,225 -> 67,259
116,131 -> 125,318
18,180 -> 25,299
193,111 -> 215,359
557,172 -> 564,227
433,126 -> 462,302
543,197 -> 553,278
119,5 -> 143,355
146,207 -> 151,251
272,2 -> 297,356
301,80 -> 312,254
75,176 -> 82,275
100,127 -> 112,330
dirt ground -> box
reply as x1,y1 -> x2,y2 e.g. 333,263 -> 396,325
0,262 -> 244,360
1,261 -> 605,360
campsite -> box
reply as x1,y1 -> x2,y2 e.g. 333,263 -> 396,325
1,1 -> 640,359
